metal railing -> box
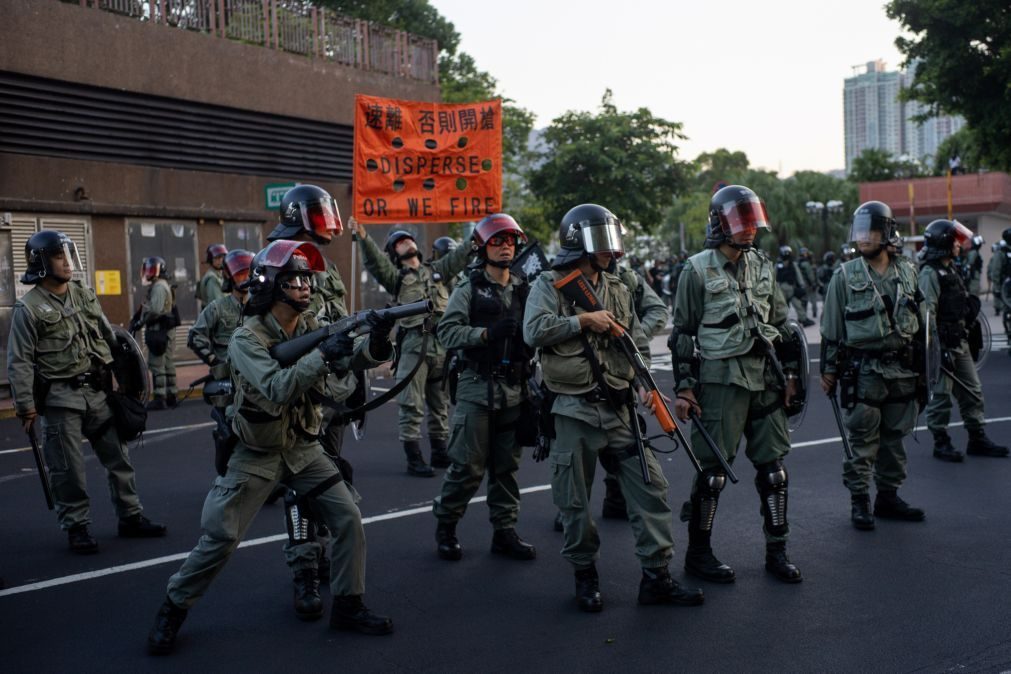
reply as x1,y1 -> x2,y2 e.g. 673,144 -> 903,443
71,0 -> 439,83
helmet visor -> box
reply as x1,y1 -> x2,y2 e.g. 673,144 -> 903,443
300,199 -> 342,240
581,221 -> 624,257
259,240 -> 326,273
952,221 -> 974,249
716,197 -> 771,236
224,250 -> 254,287
849,213 -> 892,244
139,258 -> 162,285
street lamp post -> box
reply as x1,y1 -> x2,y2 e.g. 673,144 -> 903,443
805,200 -> 845,257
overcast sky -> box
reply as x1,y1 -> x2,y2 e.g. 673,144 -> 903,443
429,0 -> 908,176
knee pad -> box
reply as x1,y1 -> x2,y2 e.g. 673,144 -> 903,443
755,460 -> 789,537
690,470 -> 727,532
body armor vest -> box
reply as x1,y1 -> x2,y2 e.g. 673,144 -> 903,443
691,249 -> 780,360
18,282 -> 113,380
462,270 -> 532,373
231,313 -> 325,452
394,262 -> 452,328
838,256 -> 920,347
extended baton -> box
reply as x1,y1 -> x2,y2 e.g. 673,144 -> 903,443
828,391 -> 855,461
27,424 -> 55,510
686,409 -> 739,483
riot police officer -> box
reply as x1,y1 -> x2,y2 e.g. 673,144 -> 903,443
919,220 -> 1008,461
817,251 -> 838,307
820,202 -> 926,531
524,203 -> 704,612
433,214 -> 537,562
187,248 -> 254,473
798,246 -> 818,318
148,240 -> 396,655
776,245 -> 814,326
135,257 -> 179,410
196,243 -> 227,309
266,185 -> 370,619
7,230 -> 166,553
353,219 -> 474,476
671,185 -> 803,584
963,234 -> 985,296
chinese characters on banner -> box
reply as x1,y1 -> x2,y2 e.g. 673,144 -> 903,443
353,95 -> 503,223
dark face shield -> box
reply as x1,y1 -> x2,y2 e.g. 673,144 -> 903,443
715,197 -> 771,238
299,199 -> 342,241
849,212 -> 894,245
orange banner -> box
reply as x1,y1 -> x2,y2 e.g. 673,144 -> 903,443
353,95 -> 502,224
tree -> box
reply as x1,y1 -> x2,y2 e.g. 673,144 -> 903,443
529,91 -> 690,238
848,148 -> 925,183
887,0 -> 1011,171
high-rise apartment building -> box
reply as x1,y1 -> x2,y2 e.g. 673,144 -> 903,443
843,60 -> 964,174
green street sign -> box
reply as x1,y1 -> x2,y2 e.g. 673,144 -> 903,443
265,183 -> 297,210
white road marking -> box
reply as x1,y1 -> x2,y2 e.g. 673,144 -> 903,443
0,421 -> 216,457
1,418 -> 1008,598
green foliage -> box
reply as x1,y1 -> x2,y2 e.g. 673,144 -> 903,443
848,148 -> 926,183
315,0 -> 460,55
932,127 -> 983,174
662,149 -> 857,258
529,90 -> 690,237
887,0 -> 1011,171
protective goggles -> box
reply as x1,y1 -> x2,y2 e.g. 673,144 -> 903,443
278,272 -> 314,290
487,233 -> 523,248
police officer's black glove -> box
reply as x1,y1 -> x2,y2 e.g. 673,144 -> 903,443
365,309 -> 396,344
318,332 -> 355,373
487,317 -> 519,341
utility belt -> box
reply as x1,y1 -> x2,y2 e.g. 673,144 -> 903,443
581,384 -> 629,404
50,370 -> 104,390
462,359 -> 525,382
846,346 -> 911,365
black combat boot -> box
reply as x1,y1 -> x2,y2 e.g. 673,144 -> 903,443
430,438 -> 451,468
436,521 -> 462,561
851,493 -> 875,530
765,542 -> 803,583
684,473 -> 735,583
147,597 -> 188,655
118,514 -> 167,538
966,431 -> 1010,457
292,568 -> 323,621
146,396 -> 168,411
403,441 -> 435,477
932,430 -> 964,462
329,595 -> 393,635
874,489 -> 925,521
638,567 -> 705,606
166,393 -> 178,408
574,565 -> 602,613
601,475 -> 629,520
491,528 -> 536,560
68,524 -> 98,554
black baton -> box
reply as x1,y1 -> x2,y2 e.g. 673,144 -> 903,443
27,425 -> 55,510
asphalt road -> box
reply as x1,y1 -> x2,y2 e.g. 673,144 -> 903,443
1,354 -> 1010,673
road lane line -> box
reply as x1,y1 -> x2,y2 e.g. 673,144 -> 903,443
0,421 -> 216,456
2,416 -> 1009,598
0,485 -> 551,598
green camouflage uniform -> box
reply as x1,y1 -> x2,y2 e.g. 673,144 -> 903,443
524,270 -> 674,571
672,248 -> 795,544
165,310 -> 384,607
987,249 -> 1004,314
7,281 -> 146,530
196,269 -> 224,309
141,278 -> 177,399
776,258 -> 810,323
433,270 -> 529,529
820,255 -> 922,495
357,232 -> 472,444
964,249 -> 983,296
919,262 -> 985,434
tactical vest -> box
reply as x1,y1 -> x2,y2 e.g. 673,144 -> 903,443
392,262 -> 452,329
838,256 -> 920,347
690,249 -> 780,360
619,268 -> 646,309
462,270 -> 532,375
776,261 -> 800,286
17,282 -> 113,380
209,295 -> 244,362
538,270 -> 636,395
231,313 -> 325,452
929,262 -> 968,327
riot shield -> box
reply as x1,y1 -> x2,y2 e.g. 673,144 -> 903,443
512,239 -> 550,280
784,320 -> 809,432
970,313 -> 991,371
110,324 -> 150,402
924,310 -> 941,402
